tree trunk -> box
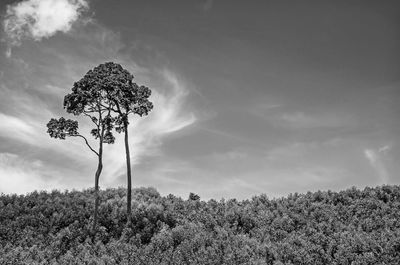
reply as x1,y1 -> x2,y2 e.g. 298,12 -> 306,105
92,155 -> 103,234
92,128 -> 104,237
124,122 -> 132,225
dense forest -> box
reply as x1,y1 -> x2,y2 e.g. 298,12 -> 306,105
1,185 -> 399,264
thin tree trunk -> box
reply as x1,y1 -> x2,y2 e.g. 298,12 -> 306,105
92,155 -> 103,233
92,129 -> 103,237
124,122 -> 132,225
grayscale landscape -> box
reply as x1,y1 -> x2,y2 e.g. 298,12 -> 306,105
0,0 -> 399,264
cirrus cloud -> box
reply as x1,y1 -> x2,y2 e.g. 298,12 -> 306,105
101,69 -> 197,185
364,145 -> 392,184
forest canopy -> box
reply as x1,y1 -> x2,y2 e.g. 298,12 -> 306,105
0,185 -> 399,264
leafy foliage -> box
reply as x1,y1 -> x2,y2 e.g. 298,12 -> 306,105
63,64 -> 119,146
90,62 -> 153,121
1,185 -> 400,264
47,118 -> 78,140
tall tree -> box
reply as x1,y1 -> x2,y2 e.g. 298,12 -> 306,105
47,70 -> 116,233
92,62 -> 153,224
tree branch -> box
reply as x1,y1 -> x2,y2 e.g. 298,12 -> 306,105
72,134 -> 99,156
83,113 -> 99,126
84,107 -> 108,114
114,101 -> 123,115
103,92 -> 120,113
99,102 -> 116,111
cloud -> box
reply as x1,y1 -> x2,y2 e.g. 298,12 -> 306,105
101,69 -> 197,184
209,150 -> 247,161
0,111 -> 99,168
150,70 -> 196,134
265,142 -> 318,161
0,17 -> 197,193
0,153 -> 62,194
3,0 -> 89,56
378,145 -> 391,154
0,113 -> 36,144
278,111 -> 352,129
364,145 -> 391,183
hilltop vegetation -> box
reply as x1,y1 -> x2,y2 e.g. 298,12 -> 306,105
1,185 -> 400,264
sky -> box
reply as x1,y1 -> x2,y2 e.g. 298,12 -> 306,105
0,0 -> 399,200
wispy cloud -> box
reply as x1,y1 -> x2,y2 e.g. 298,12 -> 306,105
0,113 -> 34,141
0,111 -> 61,149
0,12 -> 198,194
209,150 -> 247,161
0,68 -> 197,193
9,68 -> 196,189
102,69 -> 196,184
150,70 -> 196,134
120,70 -> 196,151
378,145 -> 391,154
364,145 -> 391,183
278,111 -> 353,129
3,0 -> 89,57
0,153 -> 62,194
